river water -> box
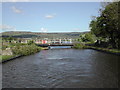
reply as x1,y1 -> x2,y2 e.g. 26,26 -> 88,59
2,46 -> 120,88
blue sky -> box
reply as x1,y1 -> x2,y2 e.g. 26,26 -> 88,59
1,2 -> 100,33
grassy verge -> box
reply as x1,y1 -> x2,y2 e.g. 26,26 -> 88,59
73,43 -> 120,55
0,55 -> 15,63
1,44 -> 42,63
88,46 -> 120,54
41,47 -> 49,50
11,44 -> 42,56
73,43 -> 87,49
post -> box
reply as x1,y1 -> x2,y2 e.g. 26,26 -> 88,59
70,39 -> 72,43
59,39 -> 61,44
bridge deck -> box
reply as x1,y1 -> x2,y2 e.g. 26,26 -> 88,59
36,44 -> 74,47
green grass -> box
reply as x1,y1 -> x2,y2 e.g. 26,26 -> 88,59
108,49 -> 120,53
0,55 -> 15,62
11,44 -> 42,56
73,43 -> 87,49
73,43 -> 120,54
88,46 -> 120,54
0,43 -> 42,63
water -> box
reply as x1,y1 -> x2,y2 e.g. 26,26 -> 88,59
2,47 -> 120,88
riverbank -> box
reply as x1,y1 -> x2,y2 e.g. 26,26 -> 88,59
1,44 -> 120,63
73,43 -> 87,49
0,47 -> 50,63
1,44 -> 42,63
87,46 -> 120,56
73,43 -> 120,56
1,55 -> 22,63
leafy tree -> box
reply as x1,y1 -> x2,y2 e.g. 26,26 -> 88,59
79,32 -> 96,43
89,2 -> 119,49
27,40 -> 34,45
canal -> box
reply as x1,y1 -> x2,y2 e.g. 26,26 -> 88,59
2,46 -> 119,88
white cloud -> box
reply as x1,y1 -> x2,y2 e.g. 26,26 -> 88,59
0,25 -> 31,32
0,25 -> 16,32
0,25 -> 15,30
13,29 -> 30,31
2,0 -> 30,2
45,14 -> 56,19
12,6 -> 23,14
73,28 -> 80,32
40,27 -> 48,32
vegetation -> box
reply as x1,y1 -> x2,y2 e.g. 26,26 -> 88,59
2,42 -> 27,50
11,44 -> 41,56
27,40 -> 34,45
78,32 -> 96,43
89,2 -> 120,49
1,31 -> 88,39
74,2 -> 120,55
1,37 -> 42,62
88,46 -> 120,55
73,43 -> 87,49
0,55 -> 15,62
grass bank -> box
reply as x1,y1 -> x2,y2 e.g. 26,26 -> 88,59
0,55 -> 13,63
73,43 -> 120,55
1,44 -> 42,63
12,44 -> 42,56
0,55 -> 22,63
87,46 -> 120,55
73,43 -> 87,49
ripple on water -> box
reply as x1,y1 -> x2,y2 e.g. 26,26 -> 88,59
46,57 -> 63,60
2,49 -> 119,88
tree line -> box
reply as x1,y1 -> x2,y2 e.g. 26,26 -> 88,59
80,1 -> 119,49
90,1 -> 119,49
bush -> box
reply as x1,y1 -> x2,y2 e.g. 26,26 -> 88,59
2,45 -> 8,50
79,33 -> 96,43
12,44 -> 41,56
27,40 -> 34,45
73,43 -> 86,49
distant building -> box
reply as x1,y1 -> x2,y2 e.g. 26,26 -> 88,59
8,38 -> 74,44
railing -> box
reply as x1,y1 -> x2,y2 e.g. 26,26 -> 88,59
36,43 -> 74,47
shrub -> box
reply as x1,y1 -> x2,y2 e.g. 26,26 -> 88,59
73,43 -> 86,49
2,45 -> 8,50
12,44 -> 41,56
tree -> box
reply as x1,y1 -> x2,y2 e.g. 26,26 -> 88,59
79,32 -> 96,43
89,2 -> 119,49
27,40 -> 34,45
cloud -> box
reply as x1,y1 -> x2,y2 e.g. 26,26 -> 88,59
0,25 -> 15,30
3,0 -> 30,2
40,27 -> 48,32
73,28 -> 80,32
0,25 -> 31,32
0,25 -> 16,32
12,6 -> 23,14
45,14 -> 56,19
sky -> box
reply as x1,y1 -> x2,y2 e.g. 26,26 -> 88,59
1,2 -> 101,33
